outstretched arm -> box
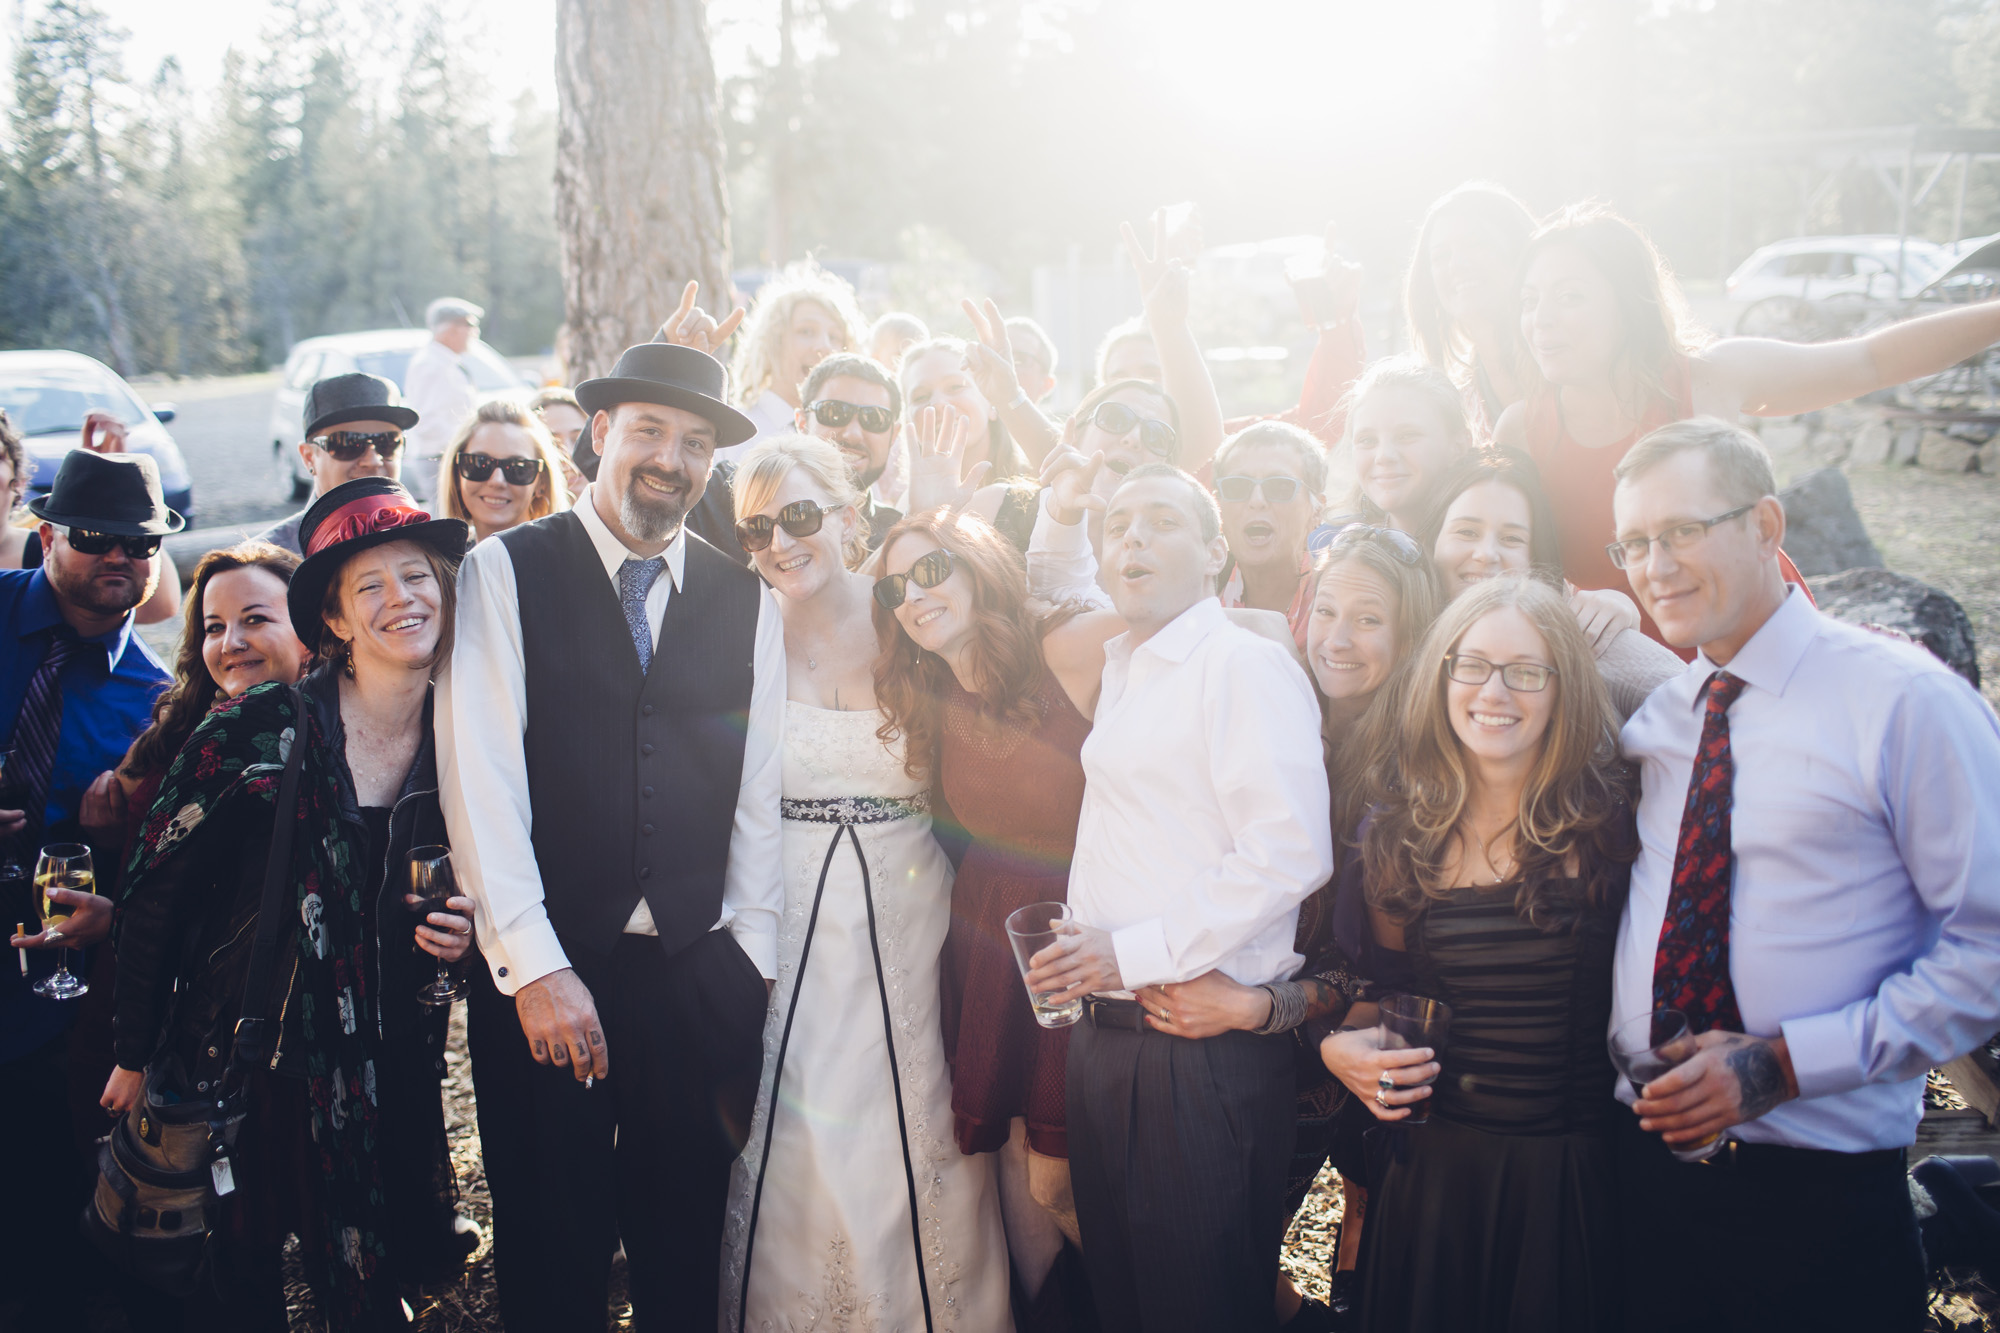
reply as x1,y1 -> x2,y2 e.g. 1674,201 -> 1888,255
1122,210 -> 1227,474
1699,298 -> 2000,419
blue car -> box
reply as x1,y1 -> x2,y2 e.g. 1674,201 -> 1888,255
0,349 -> 195,523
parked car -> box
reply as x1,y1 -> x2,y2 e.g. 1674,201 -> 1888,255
1725,235 -> 1959,338
269,329 -> 532,500
0,349 -> 194,521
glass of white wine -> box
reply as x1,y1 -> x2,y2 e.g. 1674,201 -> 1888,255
32,842 -> 91,1000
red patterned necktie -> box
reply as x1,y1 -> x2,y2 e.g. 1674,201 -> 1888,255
1652,669 -> 1748,1034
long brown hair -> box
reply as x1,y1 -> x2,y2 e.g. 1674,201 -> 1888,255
1404,182 -> 1540,402
872,508 -> 1078,779
1360,575 -> 1635,926
121,542 -> 303,780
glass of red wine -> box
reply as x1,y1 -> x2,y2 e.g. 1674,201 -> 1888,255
408,845 -> 467,1007
0,749 -> 27,880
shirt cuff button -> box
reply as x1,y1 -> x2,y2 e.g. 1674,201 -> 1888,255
497,966 -> 508,978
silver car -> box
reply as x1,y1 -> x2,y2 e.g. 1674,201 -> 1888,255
270,329 -> 531,500
0,349 -> 194,521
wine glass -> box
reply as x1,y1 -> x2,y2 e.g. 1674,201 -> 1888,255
408,845 -> 466,1007
0,749 -> 27,880
1607,1007 -> 1725,1163
32,843 -> 91,1000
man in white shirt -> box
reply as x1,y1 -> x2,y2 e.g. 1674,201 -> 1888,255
402,296 -> 484,500
439,341 -> 779,1331
1608,418 -> 2000,1332
1027,464 -> 1332,1332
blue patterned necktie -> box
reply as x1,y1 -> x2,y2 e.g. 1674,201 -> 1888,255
618,556 -> 667,672
9,625 -> 84,858
1652,669 -> 1748,1033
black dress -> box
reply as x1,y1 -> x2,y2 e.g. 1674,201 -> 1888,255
1356,870 -> 1627,1333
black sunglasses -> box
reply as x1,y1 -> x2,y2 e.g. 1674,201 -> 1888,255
735,500 -> 831,552
1089,401 -> 1177,461
308,430 -> 405,461
64,528 -> 162,559
872,549 -> 955,610
808,399 -> 896,434
1215,474 -> 1304,504
1326,522 -> 1423,566
456,453 -> 547,485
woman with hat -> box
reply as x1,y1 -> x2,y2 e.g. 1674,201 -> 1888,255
108,477 -> 477,1328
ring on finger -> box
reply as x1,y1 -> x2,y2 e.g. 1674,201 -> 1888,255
1377,1072 -> 1396,1092
1375,1089 -> 1389,1108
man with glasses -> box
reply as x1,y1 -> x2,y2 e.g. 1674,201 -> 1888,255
1607,418 -> 2000,1333
794,352 -> 905,550
1024,463 -> 1331,1332
1,449 -> 174,1326
256,372 -> 414,555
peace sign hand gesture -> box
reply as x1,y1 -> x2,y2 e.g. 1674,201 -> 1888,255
654,280 -> 746,358
905,406 -> 991,515
960,296 -> 1023,407
1120,209 -> 1195,327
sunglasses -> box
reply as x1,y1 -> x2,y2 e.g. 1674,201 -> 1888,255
1325,522 -> 1424,566
64,528 -> 162,559
1089,402 -> 1177,461
309,430 -> 405,461
456,453 -> 547,485
808,399 -> 896,434
735,500 -> 832,552
872,549 -> 955,610
1215,474 -> 1304,504
1443,653 -> 1557,693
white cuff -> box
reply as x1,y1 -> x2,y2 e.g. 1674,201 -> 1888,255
1779,1009 -> 1866,1101
1029,486 -> 1089,548
488,919 -> 574,996
1110,918 -> 1175,991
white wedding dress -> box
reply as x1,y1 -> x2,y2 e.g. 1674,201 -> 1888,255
721,703 -> 1009,1333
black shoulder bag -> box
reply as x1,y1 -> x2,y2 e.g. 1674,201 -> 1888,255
82,685 -> 309,1296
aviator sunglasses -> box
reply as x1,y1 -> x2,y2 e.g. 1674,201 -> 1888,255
308,430 -> 405,461
1090,401 -> 1177,470
455,453 -> 548,485
63,528 -> 162,559
808,399 -> 897,434
735,500 -> 832,552
872,549 -> 955,610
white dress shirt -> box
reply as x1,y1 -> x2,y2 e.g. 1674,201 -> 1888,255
437,486 -> 788,993
1614,586 -> 2000,1152
403,338 -> 480,460
1069,596 -> 1333,991
716,388 -> 797,465
1026,489 -> 1113,611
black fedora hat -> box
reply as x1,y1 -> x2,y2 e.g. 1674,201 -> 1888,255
574,343 -> 756,448
304,372 -> 420,439
28,450 -> 185,536
288,477 -> 469,643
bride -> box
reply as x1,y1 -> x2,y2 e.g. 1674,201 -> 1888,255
720,435 -> 1010,1332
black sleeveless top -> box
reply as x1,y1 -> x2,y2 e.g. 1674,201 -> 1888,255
1405,866 -> 1628,1137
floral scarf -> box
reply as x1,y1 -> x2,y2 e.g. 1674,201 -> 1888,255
125,679 -> 402,1329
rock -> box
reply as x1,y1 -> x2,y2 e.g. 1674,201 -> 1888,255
1812,568 -> 1981,687
1891,426 -> 1924,465
1777,468 -> 1884,578
1918,429 -> 1978,473
1849,419 -> 1895,466
1979,440 -> 2000,475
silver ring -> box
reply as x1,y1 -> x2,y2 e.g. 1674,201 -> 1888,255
1377,1072 -> 1396,1092
1375,1090 -> 1388,1108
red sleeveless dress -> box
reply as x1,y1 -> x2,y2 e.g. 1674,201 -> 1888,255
938,668 -> 1090,1159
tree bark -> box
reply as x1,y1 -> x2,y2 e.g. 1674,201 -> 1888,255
554,0 -> 732,382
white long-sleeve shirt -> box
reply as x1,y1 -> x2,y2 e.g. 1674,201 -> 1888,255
1614,585 -> 2000,1152
1068,596 -> 1333,990
437,487 -> 787,993
403,338 -> 480,460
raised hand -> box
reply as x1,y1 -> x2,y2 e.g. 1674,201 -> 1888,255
905,406 -> 991,515
1315,222 -> 1363,328
960,296 -> 1023,407
1568,584 -> 1641,651
655,280 -> 746,358
80,410 -> 129,454
1039,447 -> 1108,526
1120,211 -> 1194,328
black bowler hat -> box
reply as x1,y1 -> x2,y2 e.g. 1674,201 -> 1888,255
574,343 -> 756,448
288,477 -> 469,643
303,372 -> 420,440
28,450 -> 185,536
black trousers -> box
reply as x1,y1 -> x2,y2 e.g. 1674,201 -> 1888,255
1614,1106 -> 1925,1333
467,928 -> 767,1332
1066,1014 -> 1295,1333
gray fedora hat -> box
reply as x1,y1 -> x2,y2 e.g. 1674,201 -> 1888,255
304,372 -> 420,440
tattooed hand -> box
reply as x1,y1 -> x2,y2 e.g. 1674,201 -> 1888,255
1632,1031 -> 1799,1146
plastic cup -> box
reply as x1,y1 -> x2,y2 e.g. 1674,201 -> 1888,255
1608,1007 -> 1725,1163
1378,993 -> 1452,1124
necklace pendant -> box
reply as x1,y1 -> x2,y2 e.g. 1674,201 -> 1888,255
807,657 -> 817,671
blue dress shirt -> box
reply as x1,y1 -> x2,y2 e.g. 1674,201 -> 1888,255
1614,586 -> 2000,1152
1,567 -> 169,1063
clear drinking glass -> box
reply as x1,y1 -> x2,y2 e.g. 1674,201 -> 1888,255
1378,993 -> 1453,1124
408,845 -> 467,1007
1004,901 -> 1083,1029
0,749 -> 27,880
32,843 -> 90,1000
1607,1007 -> 1726,1163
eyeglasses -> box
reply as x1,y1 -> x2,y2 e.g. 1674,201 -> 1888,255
872,549 -> 955,610
1215,474 -> 1304,504
455,453 -> 547,485
735,500 -> 832,552
63,528 -> 162,559
308,430 -> 405,461
1326,522 -> 1424,566
807,399 -> 896,434
1605,504 -> 1756,570
1443,653 -> 1557,692
1089,402 -> 1177,463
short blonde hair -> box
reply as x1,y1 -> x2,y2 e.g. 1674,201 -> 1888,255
729,262 -> 866,409
734,433 -> 871,569
436,399 -> 571,526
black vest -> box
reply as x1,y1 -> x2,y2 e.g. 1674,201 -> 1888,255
499,510 -> 761,960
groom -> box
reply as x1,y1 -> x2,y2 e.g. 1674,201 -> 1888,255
440,342 -> 785,1331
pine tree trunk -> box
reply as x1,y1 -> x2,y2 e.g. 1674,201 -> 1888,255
553,0 -> 732,382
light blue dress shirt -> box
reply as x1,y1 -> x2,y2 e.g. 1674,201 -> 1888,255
1614,586 -> 2000,1152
